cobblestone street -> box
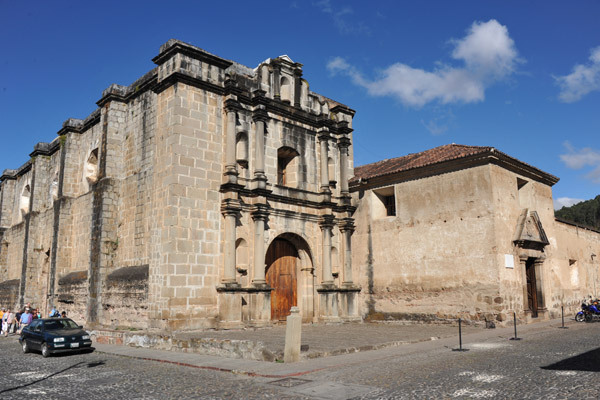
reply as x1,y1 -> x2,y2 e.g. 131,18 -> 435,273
0,321 -> 599,399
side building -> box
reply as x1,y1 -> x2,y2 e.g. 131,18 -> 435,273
351,144 -> 600,324
0,39 -> 360,330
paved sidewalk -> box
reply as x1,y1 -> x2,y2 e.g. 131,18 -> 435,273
93,317 -> 575,378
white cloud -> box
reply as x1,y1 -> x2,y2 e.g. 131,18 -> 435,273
555,46 -> 600,103
327,19 -> 520,107
554,197 -> 585,210
560,142 -> 600,184
314,0 -> 369,35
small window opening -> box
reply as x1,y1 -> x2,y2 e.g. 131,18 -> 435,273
372,186 -> 396,219
85,149 -> 99,185
277,147 -> 298,186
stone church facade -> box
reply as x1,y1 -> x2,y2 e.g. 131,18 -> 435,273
1,40 -> 599,331
350,144 -> 600,324
0,40 -> 360,330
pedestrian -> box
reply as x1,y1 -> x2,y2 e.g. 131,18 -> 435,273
14,310 -> 22,334
1,308 -> 8,336
4,309 -> 15,336
61,311 -> 67,318
19,308 -> 32,333
49,306 -> 58,317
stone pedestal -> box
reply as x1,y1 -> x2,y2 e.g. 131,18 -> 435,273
246,284 -> 272,327
339,284 -> 361,321
317,284 -> 340,322
217,284 -> 243,329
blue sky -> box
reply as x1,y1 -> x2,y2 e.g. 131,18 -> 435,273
1,1 -> 598,208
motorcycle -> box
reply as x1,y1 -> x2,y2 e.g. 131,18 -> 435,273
575,298 -> 600,322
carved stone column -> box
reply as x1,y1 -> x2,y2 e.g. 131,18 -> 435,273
253,107 -> 268,190
338,137 -> 351,198
338,218 -> 360,320
217,199 -> 243,329
220,199 -> 241,285
318,128 -> 331,195
317,215 -> 339,322
320,215 -> 335,285
518,255 -> 530,317
252,205 -> 270,285
533,258 -> 548,318
224,99 -> 240,184
247,204 -> 272,327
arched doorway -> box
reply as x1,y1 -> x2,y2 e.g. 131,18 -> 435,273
266,238 -> 298,321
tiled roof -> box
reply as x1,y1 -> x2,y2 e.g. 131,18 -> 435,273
351,144 -> 558,185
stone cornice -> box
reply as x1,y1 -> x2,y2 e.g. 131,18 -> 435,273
29,141 -> 60,158
152,39 -> 233,69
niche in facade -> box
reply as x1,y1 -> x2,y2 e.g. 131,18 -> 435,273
328,157 -> 336,188
236,132 -> 248,169
84,149 -> 99,185
277,146 -> 299,187
372,186 -> 396,219
19,184 -> 31,217
49,173 -> 59,203
280,76 -> 292,103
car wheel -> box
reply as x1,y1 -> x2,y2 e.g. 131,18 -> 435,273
41,343 -> 50,358
22,340 -> 30,354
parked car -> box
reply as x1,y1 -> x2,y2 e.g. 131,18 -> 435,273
19,318 -> 94,357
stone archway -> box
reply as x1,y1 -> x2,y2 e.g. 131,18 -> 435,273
265,233 -> 314,322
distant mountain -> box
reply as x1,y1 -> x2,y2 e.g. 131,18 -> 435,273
555,195 -> 600,230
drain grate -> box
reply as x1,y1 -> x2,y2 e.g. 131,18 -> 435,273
269,377 -> 312,387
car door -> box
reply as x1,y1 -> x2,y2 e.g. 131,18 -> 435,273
28,320 -> 44,350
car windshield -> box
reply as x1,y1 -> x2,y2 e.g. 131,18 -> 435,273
43,319 -> 80,330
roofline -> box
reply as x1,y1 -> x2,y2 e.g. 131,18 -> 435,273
350,148 -> 559,191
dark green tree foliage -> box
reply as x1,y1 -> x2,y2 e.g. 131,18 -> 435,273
555,195 -> 600,230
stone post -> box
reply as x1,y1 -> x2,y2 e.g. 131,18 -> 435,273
340,219 -> 354,286
518,255 -> 529,317
318,129 -> 331,195
253,108 -> 268,190
284,306 -> 302,363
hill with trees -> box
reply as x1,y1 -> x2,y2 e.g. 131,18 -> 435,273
555,195 -> 600,231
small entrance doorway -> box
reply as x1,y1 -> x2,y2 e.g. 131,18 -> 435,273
525,258 -> 538,318
266,238 -> 298,321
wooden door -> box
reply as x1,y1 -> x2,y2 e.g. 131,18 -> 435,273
266,239 -> 298,321
526,259 -> 538,318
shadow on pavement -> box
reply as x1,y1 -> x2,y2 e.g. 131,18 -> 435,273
541,347 -> 600,372
0,361 -> 85,394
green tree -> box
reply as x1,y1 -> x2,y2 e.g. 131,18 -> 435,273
555,195 -> 600,230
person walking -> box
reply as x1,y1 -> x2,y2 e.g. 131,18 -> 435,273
19,308 -> 33,333
4,309 -> 15,336
1,309 -> 8,336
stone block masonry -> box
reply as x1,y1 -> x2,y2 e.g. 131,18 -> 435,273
0,39 -> 360,331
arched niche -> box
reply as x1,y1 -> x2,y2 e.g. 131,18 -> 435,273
84,148 -> 99,186
20,184 -> 31,217
236,132 -> 248,169
280,76 -> 292,103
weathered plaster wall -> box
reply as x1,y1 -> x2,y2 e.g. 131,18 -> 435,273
352,165 -> 501,322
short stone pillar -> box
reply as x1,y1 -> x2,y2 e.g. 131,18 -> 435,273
284,306 -> 302,363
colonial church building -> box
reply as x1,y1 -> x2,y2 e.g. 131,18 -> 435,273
0,40 -> 359,330
0,40 -> 598,331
